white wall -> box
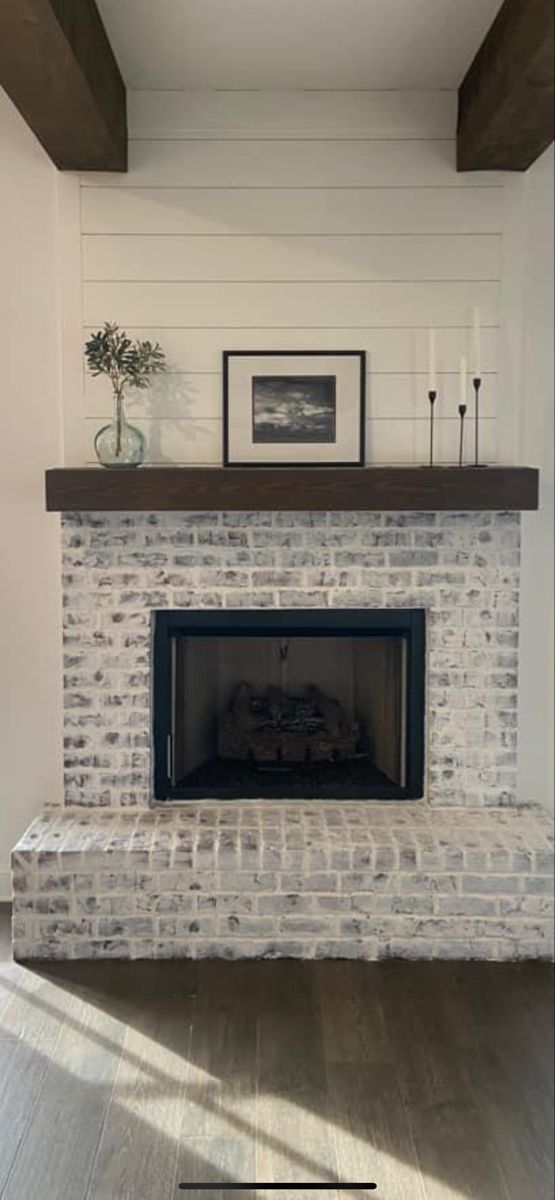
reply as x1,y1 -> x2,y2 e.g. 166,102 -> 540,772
0,90 -> 64,896
71,90 -> 504,467
516,146 -> 555,814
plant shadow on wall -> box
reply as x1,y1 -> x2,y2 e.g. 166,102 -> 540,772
133,370 -> 218,466
2,954 -> 548,1198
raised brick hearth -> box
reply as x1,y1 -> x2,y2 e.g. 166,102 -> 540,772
11,509 -> 554,961
12,805 -> 554,961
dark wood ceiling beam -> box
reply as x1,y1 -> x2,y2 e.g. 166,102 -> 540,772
458,0 -> 554,172
0,0 -> 127,171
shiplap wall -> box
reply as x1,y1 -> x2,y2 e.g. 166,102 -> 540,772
75,91 -> 504,466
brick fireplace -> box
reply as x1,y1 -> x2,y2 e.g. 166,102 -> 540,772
11,508 -> 554,961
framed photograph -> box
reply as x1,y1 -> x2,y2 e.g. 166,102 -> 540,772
223,351 -> 366,467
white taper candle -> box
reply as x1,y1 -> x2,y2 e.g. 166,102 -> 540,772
460,356 -> 468,406
472,306 -> 482,378
428,328 -> 437,391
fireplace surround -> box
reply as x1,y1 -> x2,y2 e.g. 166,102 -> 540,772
11,507 -> 554,962
58,508 -> 522,811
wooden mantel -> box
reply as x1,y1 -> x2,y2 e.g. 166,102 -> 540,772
45,467 -> 539,513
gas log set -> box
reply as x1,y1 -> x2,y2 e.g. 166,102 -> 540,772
219,682 -> 360,766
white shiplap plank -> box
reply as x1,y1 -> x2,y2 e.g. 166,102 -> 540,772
84,138 -> 501,190
83,416 -> 498,467
81,325 -> 499,375
128,90 -> 458,140
365,417 -> 497,465
83,234 -> 501,284
85,372 -> 223,421
83,280 -> 499,329
81,185 -> 504,238
84,372 -> 498,422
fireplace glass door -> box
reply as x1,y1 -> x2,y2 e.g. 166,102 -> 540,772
153,610 -> 425,801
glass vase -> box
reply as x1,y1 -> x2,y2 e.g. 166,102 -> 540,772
94,390 -> 145,468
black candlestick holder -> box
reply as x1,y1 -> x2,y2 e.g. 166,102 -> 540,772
473,376 -> 484,465
458,404 -> 467,468
428,390 -> 437,467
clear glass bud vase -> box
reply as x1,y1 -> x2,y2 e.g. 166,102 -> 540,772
94,389 -> 145,468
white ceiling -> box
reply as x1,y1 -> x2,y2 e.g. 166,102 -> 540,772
98,0 -> 503,92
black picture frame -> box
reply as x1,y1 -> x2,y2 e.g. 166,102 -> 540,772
223,350 -> 366,468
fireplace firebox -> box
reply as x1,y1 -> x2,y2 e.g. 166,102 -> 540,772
152,609 -> 425,801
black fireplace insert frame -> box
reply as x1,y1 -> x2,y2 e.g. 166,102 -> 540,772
152,608 -> 426,802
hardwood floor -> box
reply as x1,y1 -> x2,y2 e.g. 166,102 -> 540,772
0,904 -> 553,1200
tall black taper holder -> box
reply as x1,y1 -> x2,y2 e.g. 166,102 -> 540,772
458,404 -> 467,468
428,390 -> 437,467
473,376 -> 482,465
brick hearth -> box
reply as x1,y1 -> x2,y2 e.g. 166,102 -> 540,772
12,805 -> 554,961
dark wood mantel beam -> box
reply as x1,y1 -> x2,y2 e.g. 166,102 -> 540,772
0,0 -> 127,171
44,466 -> 540,514
458,0 -> 554,172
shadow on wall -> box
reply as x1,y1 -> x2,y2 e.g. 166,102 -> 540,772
127,371 -> 219,465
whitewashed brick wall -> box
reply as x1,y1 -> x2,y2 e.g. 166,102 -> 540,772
61,509 -> 521,810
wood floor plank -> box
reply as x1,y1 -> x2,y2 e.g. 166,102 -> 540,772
329,1062 -> 427,1200
174,1136 -> 256,1200
36,958 -> 199,1031
179,961 -> 259,1140
450,967 -> 554,1200
257,960 -> 328,1092
85,1026 -> 188,1200
465,1047 -> 554,1200
375,964 -> 479,1107
419,963 -> 554,1199
256,962 -> 339,1189
437,962 -> 553,1073
2,991 -> 127,1200
314,960 -> 392,1064
86,966 -> 196,1200
481,963 -> 554,1089
0,962 -> 15,1022
0,1037 -> 53,1194
320,963 -> 526,1198
256,1072 -> 339,1190
0,963 -> 80,1045
405,1094 -> 513,1200
383,967 -> 513,1200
